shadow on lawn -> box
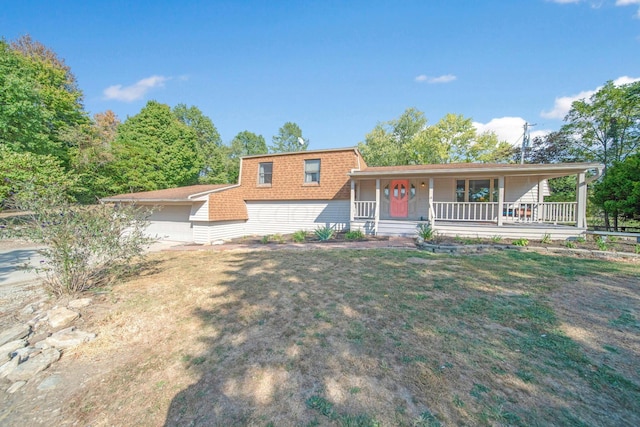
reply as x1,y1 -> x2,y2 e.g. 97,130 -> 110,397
162,249 -> 640,426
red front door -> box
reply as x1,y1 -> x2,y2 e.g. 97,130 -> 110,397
390,180 -> 409,218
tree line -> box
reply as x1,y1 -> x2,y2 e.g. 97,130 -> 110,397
1,36 -> 638,229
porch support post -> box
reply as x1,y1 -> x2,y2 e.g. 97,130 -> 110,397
428,178 -> 434,224
497,176 -> 505,226
350,179 -> 355,222
374,179 -> 381,235
576,172 -> 587,228
537,178 -> 545,223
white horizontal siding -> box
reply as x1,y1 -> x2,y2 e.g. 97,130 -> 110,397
506,176 -> 538,203
193,221 -> 247,243
189,199 -> 209,221
244,200 -> 349,235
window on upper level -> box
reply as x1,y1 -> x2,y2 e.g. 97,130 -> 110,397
258,162 -> 273,185
304,159 -> 321,184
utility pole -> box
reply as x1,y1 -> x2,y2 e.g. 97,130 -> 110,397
520,122 -> 536,164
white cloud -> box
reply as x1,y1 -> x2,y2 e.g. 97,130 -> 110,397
541,75 -> 640,119
415,74 -> 457,84
473,117 -> 552,145
103,75 -> 169,102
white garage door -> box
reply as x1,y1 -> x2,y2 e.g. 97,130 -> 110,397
146,205 -> 194,242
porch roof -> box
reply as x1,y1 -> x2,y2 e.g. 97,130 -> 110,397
349,162 -> 603,179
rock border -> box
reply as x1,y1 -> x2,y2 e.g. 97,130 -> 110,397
418,241 -> 640,260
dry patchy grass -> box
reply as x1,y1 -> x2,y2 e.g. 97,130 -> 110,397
49,249 -> 640,426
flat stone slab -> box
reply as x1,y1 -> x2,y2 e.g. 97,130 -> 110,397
0,357 -> 19,379
47,307 -> 79,329
6,348 -> 60,382
68,298 -> 92,309
0,324 -> 31,347
44,327 -> 96,349
37,374 -> 62,391
7,380 -> 26,394
0,339 -> 28,363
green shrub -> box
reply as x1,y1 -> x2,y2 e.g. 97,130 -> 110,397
595,236 -> 608,251
491,235 -> 503,243
541,233 -> 552,244
576,235 -> 586,243
565,241 -> 577,249
345,229 -> 365,240
260,235 -> 271,244
417,223 -> 434,240
314,226 -> 334,241
271,233 -> 285,244
635,244 -> 640,254
1,183 -> 155,296
292,230 -> 308,243
512,238 -> 529,247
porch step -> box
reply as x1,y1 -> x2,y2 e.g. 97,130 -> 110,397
377,220 -> 428,237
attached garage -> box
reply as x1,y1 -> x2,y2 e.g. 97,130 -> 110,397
146,204 -> 194,242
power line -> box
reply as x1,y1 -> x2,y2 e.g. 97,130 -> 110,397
520,122 -> 536,164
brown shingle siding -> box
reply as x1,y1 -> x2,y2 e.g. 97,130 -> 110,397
207,148 -> 365,221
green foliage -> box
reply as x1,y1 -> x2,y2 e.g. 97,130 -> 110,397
314,226 -> 334,241
512,238 -> 529,247
416,223 -> 434,240
358,109 -> 514,166
592,154 -> 640,223
0,36 -> 87,161
0,147 -> 75,207
108,101 -> 203,194
260,235 -> 271,244
228,130 -> 268,183
345,229 -> 365,240
292,230 -> 308,243
565,241 -> 577,249
491,235 -> 503,243
541,233 -> 552,244
172,104 -> 228,184
1,183 -> 155,295
270,122 -> 307,153
595,236 -> 609,251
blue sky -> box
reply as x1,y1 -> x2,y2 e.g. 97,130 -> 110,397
2,0 -> 639,149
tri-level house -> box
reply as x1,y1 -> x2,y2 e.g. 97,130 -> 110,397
103,147 -> 603,243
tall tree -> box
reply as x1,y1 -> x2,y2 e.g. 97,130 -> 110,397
108,101 -> 202,194
358,108 -> 427,166
270,122 -> 307,153
561,80 -> 640,228
61,111 -> 120,202
0,36 -> 87,162
562,80 -> 640,171
172,104 -> 227,183
592,154 -> 640,230
228,131 -> 268,183
359,109 -> 513,166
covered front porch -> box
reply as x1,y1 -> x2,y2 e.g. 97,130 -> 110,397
348,162 -> 603,240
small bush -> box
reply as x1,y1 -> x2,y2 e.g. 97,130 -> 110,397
565,241 -> 577,249
512,238 -> 529,247
595,236 -> 608,251
314,226 -> 334,241
491,235 -> 503,243
292,230 -> 307,243
260,235 -> 271,244
345,229 -> 365,240
635,244 -> 640,254
271,233 -> 285,244
417,223 -> 434,240
541,233 -> 552,244
576,235 -> 586,243
1,183 -> 155,296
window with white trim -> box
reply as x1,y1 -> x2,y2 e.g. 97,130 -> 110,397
258,162 -> 273,185
304,159 -> 320,183
456,179 -> 499,202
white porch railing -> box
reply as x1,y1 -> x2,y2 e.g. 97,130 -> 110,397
433,201 -> 577,224
353,201 -> 376,219
433,202 -> 499,222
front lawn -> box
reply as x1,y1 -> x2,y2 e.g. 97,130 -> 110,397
64,249 -> 639,426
